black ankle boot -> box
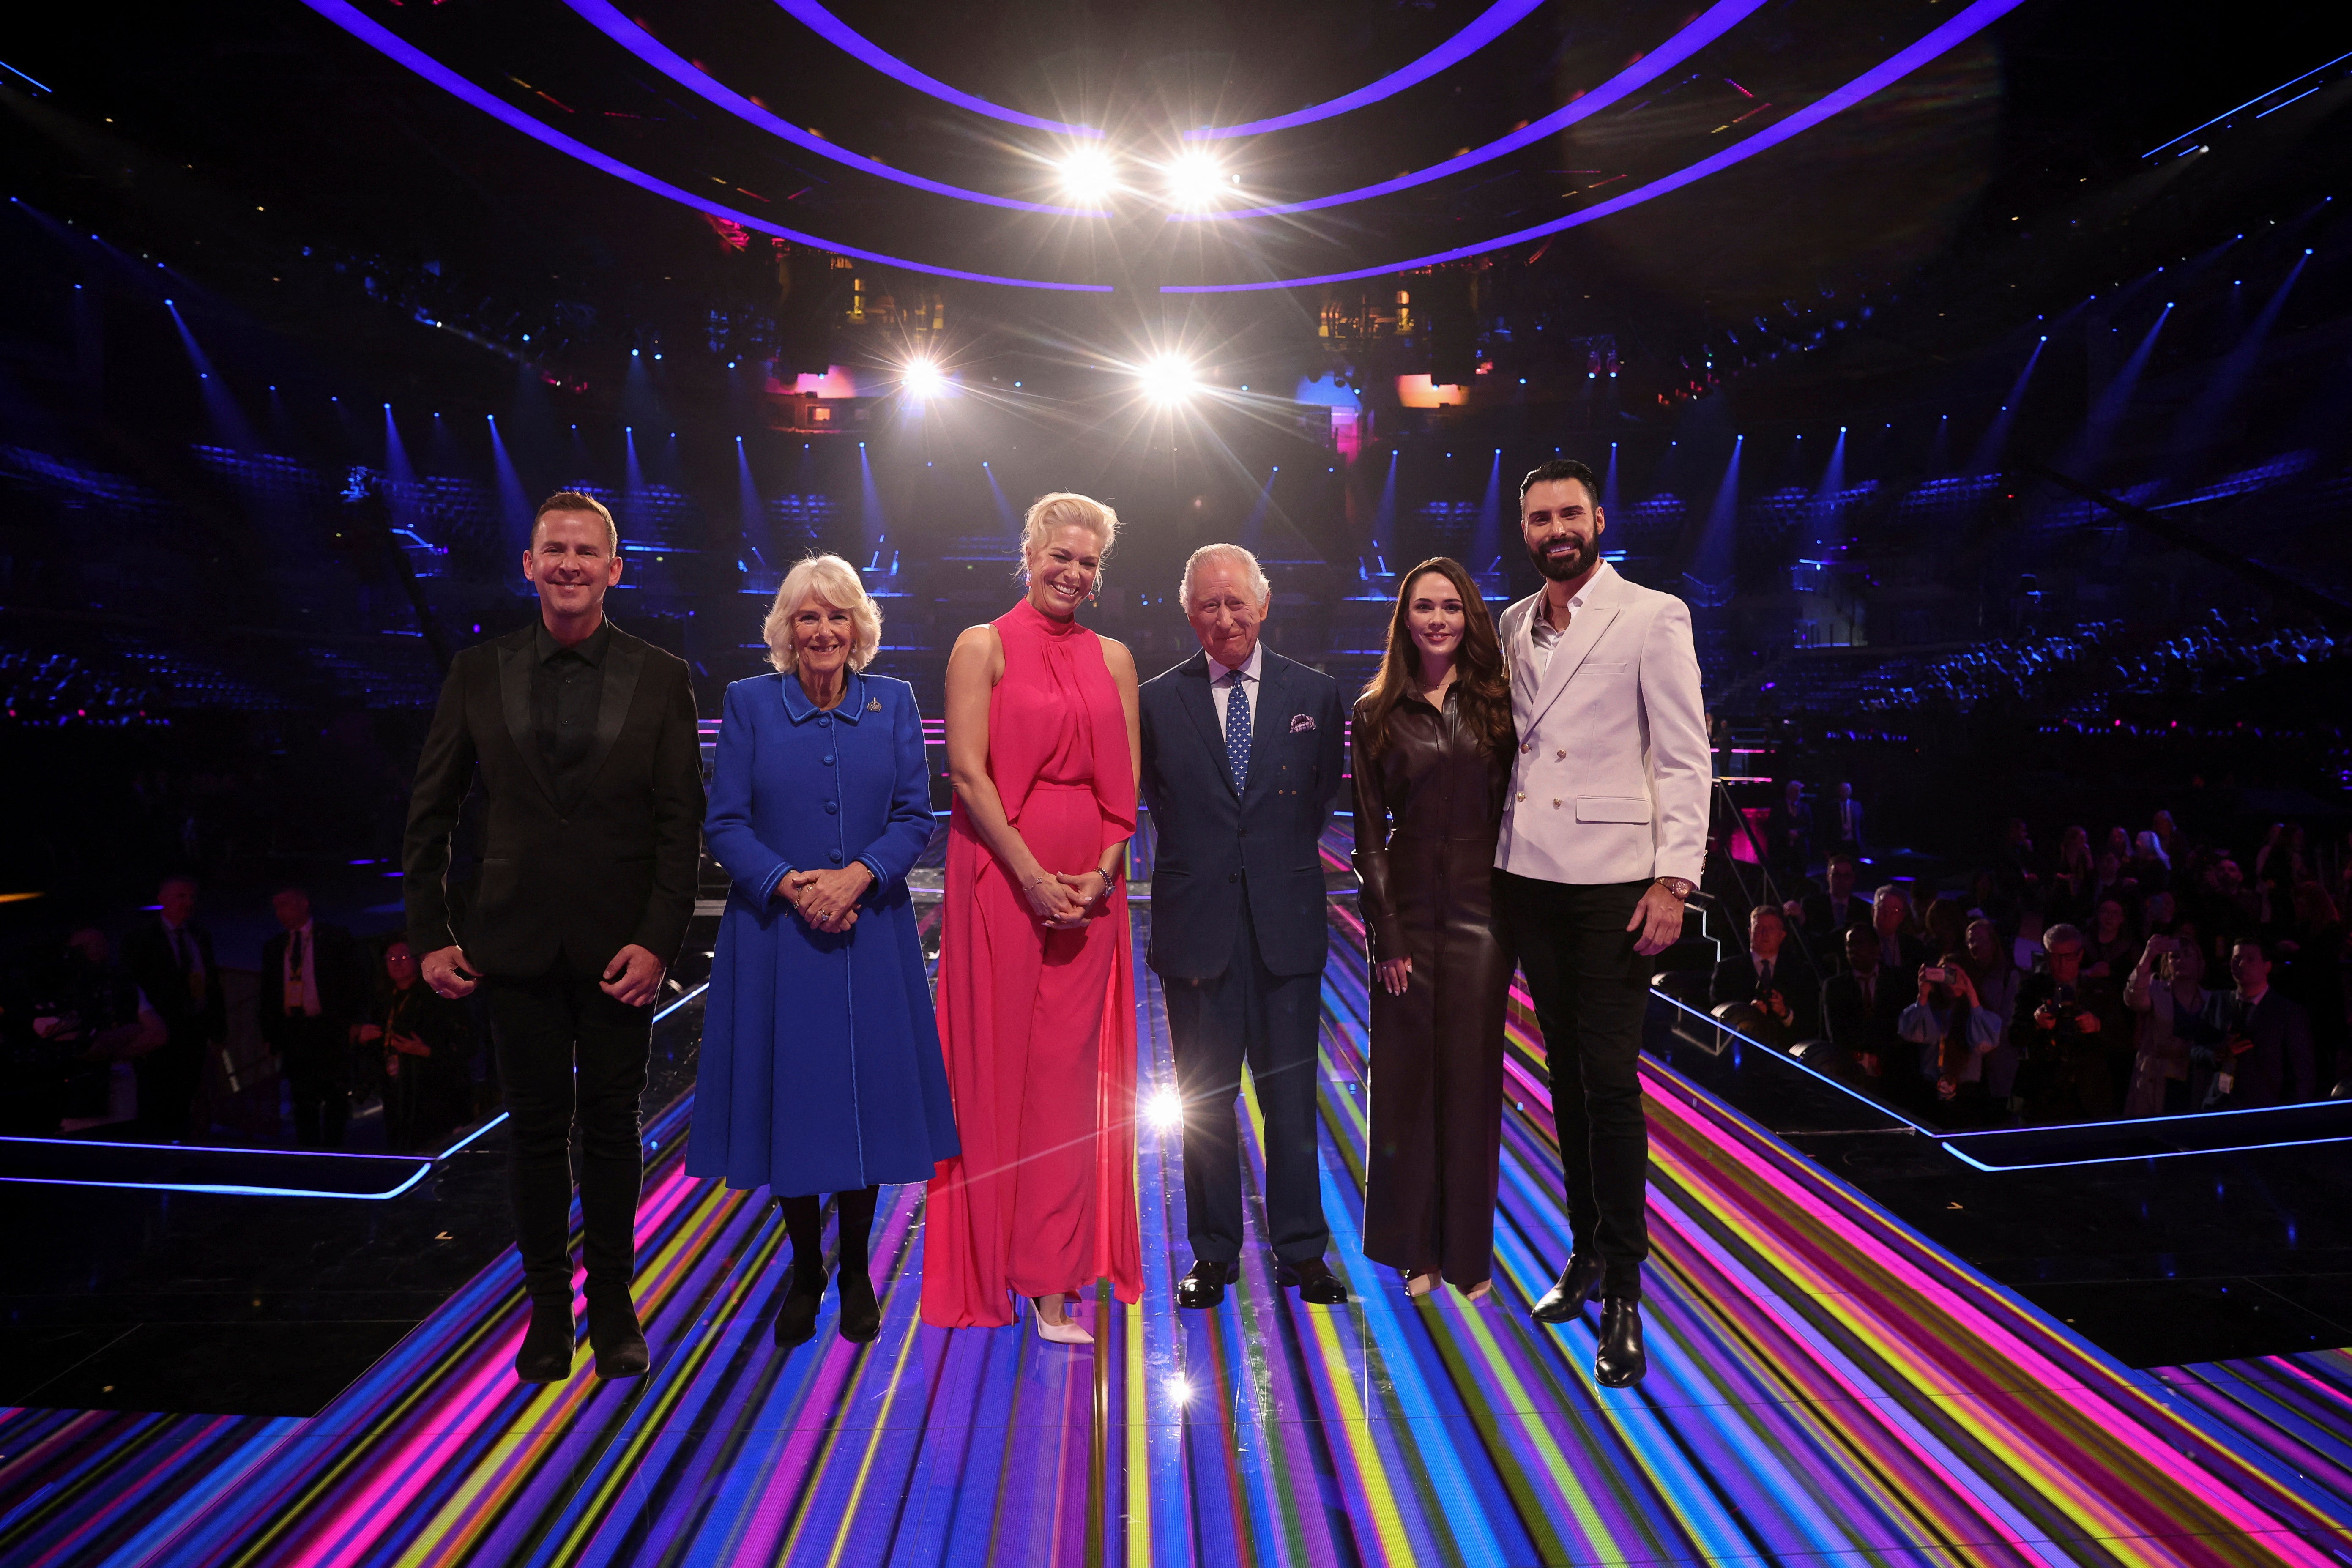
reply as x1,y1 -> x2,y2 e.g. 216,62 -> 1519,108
775,1265 -> 826,1347
837,1266 -> 881,1344
585,1292 -> 651,1379
514,1299 -> 577,1383
1530,1253 -> 1605,1323
1594,1297 -> 1646,1387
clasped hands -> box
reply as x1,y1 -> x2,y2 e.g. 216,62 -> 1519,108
777,864 -> 875,934
1023,867 -> 1113,930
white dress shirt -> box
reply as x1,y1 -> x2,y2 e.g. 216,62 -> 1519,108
1526,586 -> 1593,676
282,919 -> 322,1017
1206,640 -> 1265,739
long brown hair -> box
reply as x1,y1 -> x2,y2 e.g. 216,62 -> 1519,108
1355,556 -> 1512,758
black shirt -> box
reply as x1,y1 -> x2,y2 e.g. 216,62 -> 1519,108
531,618 -> 610,804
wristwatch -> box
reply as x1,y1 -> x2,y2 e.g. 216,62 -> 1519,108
1655,877 -> 1695,901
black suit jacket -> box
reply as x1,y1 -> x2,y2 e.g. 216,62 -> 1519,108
1821,964 -> 1909,1063
119,917 -> 227,1045
2206,989 -> 2315,1108
1710,951 -> 1820,1040
403,620 -> 705,978
1800,891 -> 1873,940
1138,647 -> 1346,980
257,924 -> 371,1051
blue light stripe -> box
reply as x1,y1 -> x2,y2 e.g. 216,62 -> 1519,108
560,0 -> 1106,215
771,0 -> 1100,136
1173,0 -> 1765,219
0,1167 -> 431,1201
296,0 -> 1113,292
2142,49 -> 2352,157
1162,0 -> 2027,293
1186,0 -> 1550,139
0,57 -> 54,93
1938,1130 -> 2352,1174
432,1111 -> 509,1159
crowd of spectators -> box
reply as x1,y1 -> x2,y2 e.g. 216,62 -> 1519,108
1710,794 -> 2349,1127
1,873 -> 483,1152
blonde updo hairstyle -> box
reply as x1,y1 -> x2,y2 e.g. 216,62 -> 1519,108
1020,491 -> 1119,582
762,553 -> 882,674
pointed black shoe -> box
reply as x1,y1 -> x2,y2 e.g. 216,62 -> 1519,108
774,1266 -> 826,1347
1594,1297 -> 1647,1387
586,1292 -> 651,1379
1176,1259 -> 1239,1309
1275,1256 -> 1351,1305
837,1267 -> 881,1344
514,1300 -> 577,1383
1529,1253 -> 1605,1324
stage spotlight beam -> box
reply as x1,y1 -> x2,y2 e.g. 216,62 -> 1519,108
902,358 -> 947,398
1164,153 -> 1230,210
1136,355 -> 1199,402
1058,148 -> 1117,204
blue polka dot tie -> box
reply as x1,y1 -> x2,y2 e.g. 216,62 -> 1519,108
1222,670 -> 1252,791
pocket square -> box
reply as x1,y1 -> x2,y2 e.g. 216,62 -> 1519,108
1289,713 -> 1316,733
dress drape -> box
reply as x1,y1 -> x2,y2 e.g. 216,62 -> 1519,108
922,600 -> 1142,1326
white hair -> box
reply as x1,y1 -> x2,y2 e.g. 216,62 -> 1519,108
1179,543 -> 1271,608
762,553 -> 882,673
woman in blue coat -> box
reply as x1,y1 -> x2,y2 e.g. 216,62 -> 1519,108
689,553 -> 959,1346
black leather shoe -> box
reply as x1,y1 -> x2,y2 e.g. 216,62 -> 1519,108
1176,1259 -> 1239,1309
514,1300 -> 576,1383
775,1267 -> 826,1347
837,1267 -> 881,1344
1594,1297 -> 1647,1387
1275,1256 -> 1351,1305
1529,1253 -> 1606,1324
585,1292 -> 651,1379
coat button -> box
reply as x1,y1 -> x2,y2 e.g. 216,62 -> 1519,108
1228,872 -> 1239,883
1521,743 -> 1531,753
823,754 -> 835,766
825,800 -> 839,814
829,850 -> 842,863
1515,792 -> 1526,802
1556,748 -> 1565,759
817,716 -> 831,728
1553,799 -> 1562,808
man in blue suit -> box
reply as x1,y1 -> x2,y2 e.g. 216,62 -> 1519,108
1139,544 -> 1350,1309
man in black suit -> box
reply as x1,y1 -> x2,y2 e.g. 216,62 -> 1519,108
1764,779 -> 1811,889
257,886 -> 370,1148
1820,925 -> 1909,1082
118,875 -> 227,1140
1818,780 -> 1865,862
1800,854 -> 1872,942
2200,936 -> 2314,1108
405,491 -> 704,1383
1139,543 -> 1349,1311
1709,903 -> 1818,1048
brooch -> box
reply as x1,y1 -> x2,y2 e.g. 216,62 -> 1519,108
867,698 -> 883,711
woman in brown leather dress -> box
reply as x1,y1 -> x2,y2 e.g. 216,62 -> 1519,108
1351,556 -> 1516,1299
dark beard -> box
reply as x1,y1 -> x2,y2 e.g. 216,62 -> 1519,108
1529,534 -> 1595,582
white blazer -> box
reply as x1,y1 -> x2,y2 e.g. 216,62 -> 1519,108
1493,561 -> 1711,887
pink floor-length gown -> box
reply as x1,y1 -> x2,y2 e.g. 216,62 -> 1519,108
922,599 -> 1142,1326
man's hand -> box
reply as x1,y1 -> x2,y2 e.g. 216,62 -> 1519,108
1625,883 -> 1685,957
1762,988 -> 1791,1021
2073,1009 -> 2102,1036
2033,1002 -> 2058,1031
422,945 -> 480,1000
600,944 -> 665,1008
388,1029 -> 431,1058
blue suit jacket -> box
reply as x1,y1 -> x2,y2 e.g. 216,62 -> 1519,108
1138,647 -> 1346,980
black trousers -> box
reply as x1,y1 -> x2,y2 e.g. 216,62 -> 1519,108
1164,897 -> 1329,1265
1494,872 -> 1652,1300
277,1016 -> 352,1148
134,1029 -> 206,1140
485,959 -> 654,1308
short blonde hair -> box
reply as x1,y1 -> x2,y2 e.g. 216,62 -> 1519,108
533,490 -> 619,554
1021,491 -> 1118,569
762,554 -> 881,674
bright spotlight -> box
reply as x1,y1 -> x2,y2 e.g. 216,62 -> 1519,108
902,358 -> 946,399
1164,1374 -> 1193,1405
1136,355 -> 1198,404
1144,1084 -> 1186,1130
1058,148 -> 1116,204
1164,152 -> 1228,208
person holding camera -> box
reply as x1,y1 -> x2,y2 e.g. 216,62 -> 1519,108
2012,922 -> 2115,1121
1709,903 -> 1816,1050
1898,956 -> 2001,1119
2122,926 -> 2213,1117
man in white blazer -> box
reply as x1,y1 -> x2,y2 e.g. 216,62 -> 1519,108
1493,457 -> 1711,1388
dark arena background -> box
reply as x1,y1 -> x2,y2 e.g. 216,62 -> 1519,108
4,0 -> 2352,1562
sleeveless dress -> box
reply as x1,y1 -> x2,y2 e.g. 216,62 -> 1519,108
921,600 -> 1143,1326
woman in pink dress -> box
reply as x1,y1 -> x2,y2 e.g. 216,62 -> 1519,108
922,493 -> 1143,1341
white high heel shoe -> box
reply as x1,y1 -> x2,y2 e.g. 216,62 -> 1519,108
1033,1295 -> 1094,1345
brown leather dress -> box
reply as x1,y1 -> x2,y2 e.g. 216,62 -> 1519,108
1351,685 -> 1514,1289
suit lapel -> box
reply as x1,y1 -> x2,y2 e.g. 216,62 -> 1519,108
1522,569 -> 1622,733
1176,652 -> 1239,797
497,633 -> 562,810
573,632 -> 648,808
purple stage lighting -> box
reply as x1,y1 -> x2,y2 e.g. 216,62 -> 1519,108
297,0 -> 1110,293
770,0 -> 1099,137
1174,0 -> 1766,219
1163,0 -> 2026,293
1188,0 -> 1548,138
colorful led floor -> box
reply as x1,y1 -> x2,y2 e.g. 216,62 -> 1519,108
3,898 -> 2349,1566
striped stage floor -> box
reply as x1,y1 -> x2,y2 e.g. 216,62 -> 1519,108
5,890 -> 2352,1567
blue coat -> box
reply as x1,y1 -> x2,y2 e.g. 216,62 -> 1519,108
1137,649 -> 1346,980
687,670 -> 960,1195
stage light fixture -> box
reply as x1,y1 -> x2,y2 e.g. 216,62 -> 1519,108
1164,152 -> 1230,208
1058,148 -> 1116,204
1136,354 -> 1199,402
901,358 -> 946,398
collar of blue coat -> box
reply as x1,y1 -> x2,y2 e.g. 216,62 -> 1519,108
778,669 -> 869,724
